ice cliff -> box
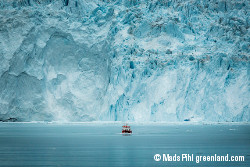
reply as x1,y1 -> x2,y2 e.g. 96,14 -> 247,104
0,0 -> 249,122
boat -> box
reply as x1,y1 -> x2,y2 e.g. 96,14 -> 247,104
122,124 -> 132,134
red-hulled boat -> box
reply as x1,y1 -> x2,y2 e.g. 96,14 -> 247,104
122,124 -> 132,134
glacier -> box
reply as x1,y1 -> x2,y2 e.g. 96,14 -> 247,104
0,0 -> 249,122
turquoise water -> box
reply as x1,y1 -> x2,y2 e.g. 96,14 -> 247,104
0,123 -> 249,167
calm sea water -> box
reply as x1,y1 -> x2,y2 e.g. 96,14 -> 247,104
0,123 -> 249,167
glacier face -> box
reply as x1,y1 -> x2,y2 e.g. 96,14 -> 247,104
0,0 -> 249,122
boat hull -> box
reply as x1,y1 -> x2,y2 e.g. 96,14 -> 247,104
122,130 -> 132,134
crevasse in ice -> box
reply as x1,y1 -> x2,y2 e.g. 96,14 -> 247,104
0,0 -> 249,122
